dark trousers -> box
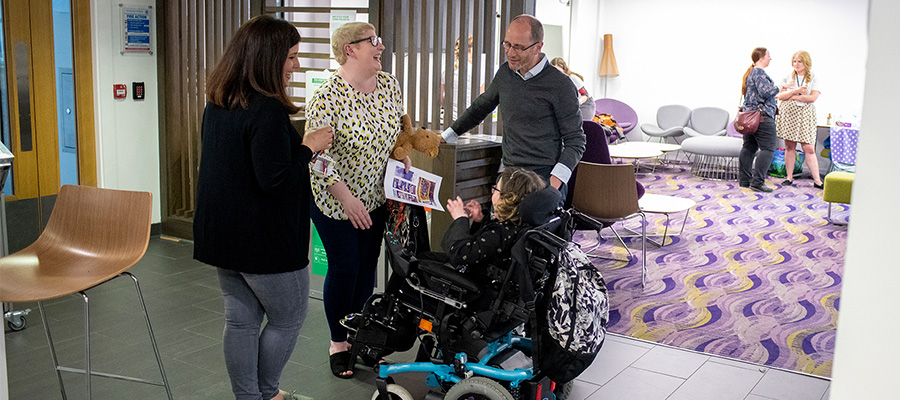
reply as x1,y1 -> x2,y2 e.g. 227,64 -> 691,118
310,203 -> 387,342
739,114 -> 777,187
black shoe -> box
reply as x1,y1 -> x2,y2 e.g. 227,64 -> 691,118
739,182 -> 750,188
813,182 -> 824,189
750,184 -> 773,193
782,179 -> 793,186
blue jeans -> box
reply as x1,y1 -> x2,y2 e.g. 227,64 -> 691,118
310,203 -> 387,342
218,268 -> 309,400
739,114 -> 777,187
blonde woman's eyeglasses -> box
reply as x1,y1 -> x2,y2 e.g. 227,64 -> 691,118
350,36 -> 383,47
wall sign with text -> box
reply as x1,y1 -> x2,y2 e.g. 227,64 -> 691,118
120,4 -> 153,55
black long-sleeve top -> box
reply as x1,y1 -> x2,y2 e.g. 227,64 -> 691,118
441,216 -> 521,273
193,93 -> 314,273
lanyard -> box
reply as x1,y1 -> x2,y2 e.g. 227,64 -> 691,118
796,75 -> 806,88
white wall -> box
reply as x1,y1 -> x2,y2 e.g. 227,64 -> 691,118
554,0 -> 868,139
830,0 -> 899,397
92,0 -> 161,222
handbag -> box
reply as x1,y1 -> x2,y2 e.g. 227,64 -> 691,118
734,109 -> 760,135
734,95 -> 760,135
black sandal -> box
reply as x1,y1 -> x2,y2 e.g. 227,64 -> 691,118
329,351 -> 354,379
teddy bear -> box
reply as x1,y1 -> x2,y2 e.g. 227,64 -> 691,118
391,114 -> 442,160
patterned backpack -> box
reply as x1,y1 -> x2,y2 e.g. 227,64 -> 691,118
537,242 -> 609,383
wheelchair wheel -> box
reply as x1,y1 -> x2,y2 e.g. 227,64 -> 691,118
553,380 -> 573,400
370,383 -> 414,400
444,377 -> 514,400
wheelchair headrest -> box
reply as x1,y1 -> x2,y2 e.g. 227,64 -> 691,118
518,186 -> 561,226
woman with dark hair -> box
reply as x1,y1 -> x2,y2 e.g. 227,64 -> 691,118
305,21 -> 403,379
775,50 -> 824,188
738,47 -> 779,193
194,15 -> 333,400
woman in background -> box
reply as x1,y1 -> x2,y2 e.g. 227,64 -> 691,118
305,22 -> 403,379
550,57 -> 595,120
441,35 -> 484,119
738,47 -> 779,193
775,50 -> 824,188
194,15 -> 333,400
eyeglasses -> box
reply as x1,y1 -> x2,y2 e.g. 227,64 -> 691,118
491,185 -> 500,193
349,36 -> 383,47
502,41 -> 538,53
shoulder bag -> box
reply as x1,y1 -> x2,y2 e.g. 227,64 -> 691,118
734,95 -> 760,135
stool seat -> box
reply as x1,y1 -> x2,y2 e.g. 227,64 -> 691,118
823,171 -> 854,204
823,171 -> 854,224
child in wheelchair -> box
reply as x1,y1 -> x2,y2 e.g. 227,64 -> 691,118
341,168 -> 605,399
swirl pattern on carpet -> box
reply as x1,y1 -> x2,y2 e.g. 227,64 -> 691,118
574,165 -> 846,377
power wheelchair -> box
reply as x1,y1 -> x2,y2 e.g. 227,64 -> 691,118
341,188 -> 600,400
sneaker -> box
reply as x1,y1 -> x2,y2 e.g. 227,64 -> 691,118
750,184 -> 773,193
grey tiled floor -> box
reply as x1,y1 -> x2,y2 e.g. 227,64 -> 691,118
4,237 -> 831,399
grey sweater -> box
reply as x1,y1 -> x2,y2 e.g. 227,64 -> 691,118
451,61 -> 585,180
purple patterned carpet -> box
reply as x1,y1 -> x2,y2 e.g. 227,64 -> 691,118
574,165 -> 848,377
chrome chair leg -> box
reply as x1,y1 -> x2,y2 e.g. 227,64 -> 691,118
38,301 -> 67,400
125,272 -> 174,400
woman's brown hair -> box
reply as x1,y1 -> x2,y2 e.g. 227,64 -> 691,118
741,47 -> 768,95
493,168 -> 546,224
206,15 -> 300,113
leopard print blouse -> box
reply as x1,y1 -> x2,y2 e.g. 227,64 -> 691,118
306,71 -> 403,220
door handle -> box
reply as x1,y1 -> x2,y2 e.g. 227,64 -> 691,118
14,41 -> 33,152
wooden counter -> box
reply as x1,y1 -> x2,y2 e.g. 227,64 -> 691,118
411,135 -> 503,251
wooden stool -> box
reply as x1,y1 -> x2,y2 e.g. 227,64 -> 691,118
0,185 -> 172,399
823,171 -> 854,225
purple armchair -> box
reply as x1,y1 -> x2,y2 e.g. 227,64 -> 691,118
565,120 -> 645,209
594,98 -> 638,137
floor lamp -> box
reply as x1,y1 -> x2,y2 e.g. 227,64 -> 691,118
598,34 -> 619,98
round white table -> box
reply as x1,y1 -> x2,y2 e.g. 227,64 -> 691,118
636,193 -> 695,247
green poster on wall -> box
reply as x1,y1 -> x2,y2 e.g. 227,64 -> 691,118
311,224 -> 328,276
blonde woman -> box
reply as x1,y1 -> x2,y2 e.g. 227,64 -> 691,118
550,57 -> 595,120
775,51 -> 824,188
305,22 -> 402,379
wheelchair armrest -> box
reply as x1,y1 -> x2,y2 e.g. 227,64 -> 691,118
418,260 -> 481,294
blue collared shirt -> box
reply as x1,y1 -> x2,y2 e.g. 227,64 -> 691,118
515,53 -> 548,80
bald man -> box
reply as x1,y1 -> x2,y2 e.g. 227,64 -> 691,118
442,14 -> 585,198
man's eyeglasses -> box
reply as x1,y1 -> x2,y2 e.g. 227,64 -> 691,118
349,36 -> 383,47
502,41 -> 538,53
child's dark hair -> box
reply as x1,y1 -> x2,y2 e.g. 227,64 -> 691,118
493,168 -> 546,224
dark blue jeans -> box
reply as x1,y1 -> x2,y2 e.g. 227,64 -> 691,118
739,114 -> 777,187
310,203 -> 387,342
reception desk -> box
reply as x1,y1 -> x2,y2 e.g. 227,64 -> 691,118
411,135 -> 503,252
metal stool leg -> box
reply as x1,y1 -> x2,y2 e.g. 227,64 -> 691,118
38,301 -> 68,400
125,272 -> 174,400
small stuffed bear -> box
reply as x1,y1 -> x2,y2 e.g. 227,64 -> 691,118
391,114 -> 442,160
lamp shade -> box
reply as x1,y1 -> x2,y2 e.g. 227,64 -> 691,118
598,34 -> 619,78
